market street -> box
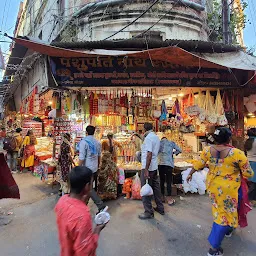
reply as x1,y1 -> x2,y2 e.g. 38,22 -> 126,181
0,173 -> 255,256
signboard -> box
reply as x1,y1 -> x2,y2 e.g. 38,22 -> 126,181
50,56 -> 234,88
22,120 -> 42,138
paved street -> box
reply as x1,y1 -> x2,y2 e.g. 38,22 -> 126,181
0,173 -> 256,256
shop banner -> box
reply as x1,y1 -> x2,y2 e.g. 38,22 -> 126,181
50,56 -> 235,88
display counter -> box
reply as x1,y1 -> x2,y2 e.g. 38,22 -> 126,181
35,137 -> 54,161
34,158 -> 57,181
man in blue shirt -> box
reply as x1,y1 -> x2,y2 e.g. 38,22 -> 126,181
79,125 -> 105,212
158,136 -> 182,205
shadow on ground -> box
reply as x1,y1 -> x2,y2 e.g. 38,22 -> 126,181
0,175 -> 255,256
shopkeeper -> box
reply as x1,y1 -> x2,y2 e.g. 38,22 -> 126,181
131,132 -> 143,162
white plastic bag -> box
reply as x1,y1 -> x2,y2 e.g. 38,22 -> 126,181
140,180 -> 153,197
215,89 -> 228,126
94,206 -> 110,225
204,90 -> 217,124
182,168 -> 208,195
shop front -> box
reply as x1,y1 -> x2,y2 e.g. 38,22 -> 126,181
7,37 -> 256,195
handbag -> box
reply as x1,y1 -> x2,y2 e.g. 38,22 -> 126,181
215,89 -> 228,126
20,146 -> 24,158
223,91 -> 235,122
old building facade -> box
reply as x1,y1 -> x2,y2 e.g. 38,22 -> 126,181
4,0 -> 239,111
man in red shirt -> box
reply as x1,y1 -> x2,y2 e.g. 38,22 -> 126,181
55,166 -> 107,256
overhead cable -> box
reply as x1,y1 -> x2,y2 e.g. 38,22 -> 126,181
103,0 -> 161,40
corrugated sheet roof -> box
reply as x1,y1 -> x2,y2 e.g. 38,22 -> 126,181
51,39 -> 241,53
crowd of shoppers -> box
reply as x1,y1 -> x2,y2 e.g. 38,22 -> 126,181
53,123 -> 256,256
0,127 -> 38,174
1,123 -> 251,256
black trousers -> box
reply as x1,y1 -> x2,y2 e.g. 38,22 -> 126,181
140,170 -> 164,215
93,172 -> 98,191
158,165 -> 173,196
91,172 -> 105,211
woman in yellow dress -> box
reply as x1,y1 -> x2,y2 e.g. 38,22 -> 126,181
21,130 -> 37,172
187,128 -> 254,256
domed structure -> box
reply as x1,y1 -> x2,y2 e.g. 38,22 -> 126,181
74,0 -> 208,42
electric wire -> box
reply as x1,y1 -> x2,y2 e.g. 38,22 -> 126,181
103,0 -> 161,40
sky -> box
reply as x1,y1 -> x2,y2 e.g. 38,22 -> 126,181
0,0 -> 21,56
0,0 -> 21,80
0,0 -> 256,81
244,0 -> 256,53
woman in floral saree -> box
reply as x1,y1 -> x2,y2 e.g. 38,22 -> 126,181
57,133 -> 75,195
187,128 -> 254,256
98,133 -> 119,200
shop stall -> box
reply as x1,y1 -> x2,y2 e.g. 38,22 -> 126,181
8,37 -> 256,196
7,84 -> 246,191
30,87 -> 242,182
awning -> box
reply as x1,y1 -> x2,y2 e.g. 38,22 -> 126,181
196,51 -> 256,71
11,37 -> 256,71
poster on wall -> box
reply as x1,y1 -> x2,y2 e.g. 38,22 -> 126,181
22,120 -> 42,138
50,56 -> 235,88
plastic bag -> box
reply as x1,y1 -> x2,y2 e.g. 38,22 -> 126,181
122,178 -> 132,199
197,90 -> 205,109
204,90 -> 217,124
131,173 -> 142,200
182,168 -> 208,195
218,115 -> 228,126
215,89 -> 224,115
215,89 -> 228,126
95,207 -> 110,225
140,180 -> 153,197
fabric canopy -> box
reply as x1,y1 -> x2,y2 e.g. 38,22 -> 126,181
12,37 -> 256,71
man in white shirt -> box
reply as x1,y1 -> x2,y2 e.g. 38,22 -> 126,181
139,123 -> 164,219
78,125 -> 105,212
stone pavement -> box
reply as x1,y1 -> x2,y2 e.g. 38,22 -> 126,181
0,173 -> 256,256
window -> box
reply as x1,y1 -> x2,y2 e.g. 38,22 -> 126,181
57,0 -> 65,27
38,31 -> 42,40
132,31 -> 163,41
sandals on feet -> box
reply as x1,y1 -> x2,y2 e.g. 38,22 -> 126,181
168,198 -> 176,206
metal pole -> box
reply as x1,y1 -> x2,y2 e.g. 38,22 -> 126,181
222,0 -> 232,44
